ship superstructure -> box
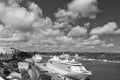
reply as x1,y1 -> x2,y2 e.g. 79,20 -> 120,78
47,56 -> 92,80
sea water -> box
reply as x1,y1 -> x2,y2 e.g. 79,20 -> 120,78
78,60 -> 120,80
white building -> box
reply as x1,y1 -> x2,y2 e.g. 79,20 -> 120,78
0,47 -> 6,54
18,62 -> 29,70
0,46 -> 16,54
32,54 -> 42,62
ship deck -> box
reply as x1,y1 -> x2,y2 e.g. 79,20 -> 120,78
35,62 -> 74,80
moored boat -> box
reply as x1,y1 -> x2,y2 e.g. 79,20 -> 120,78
46,56 -> 92,80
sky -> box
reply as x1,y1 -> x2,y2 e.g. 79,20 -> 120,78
0,0 -> 120,52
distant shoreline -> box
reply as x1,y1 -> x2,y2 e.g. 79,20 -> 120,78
76,57 -> 120,64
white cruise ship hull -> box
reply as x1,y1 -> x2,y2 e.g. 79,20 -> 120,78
66,72 -> 91,80
47,63 -> 91,80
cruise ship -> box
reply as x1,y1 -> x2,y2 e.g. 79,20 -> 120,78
47,56 -> 92,80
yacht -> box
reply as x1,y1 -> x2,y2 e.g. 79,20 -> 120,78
47,56 -> 92,80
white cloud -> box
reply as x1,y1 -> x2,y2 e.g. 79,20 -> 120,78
12,32 -> 31,42
0,32 -> 31,42
0,25 -> 14,38
82,46 -> 95,49
81,39 -> 105,45
33,17 -> 53,31
0,2 -> 42,32
55,36 -> 74,43
0,25 -> 4,32
68,0 -> 98,18
89,35 -> 99,40
90,22 -> 118,35
84,22 -> 90,28
53,22 -> 71,29
0,1 -> 43,42
78,35 -> 105,47
80,35 -> 115,49
115,29 -> 120,34
0,0 -> 116,52
67,26 -> 87,37
55,0 -> 98,23
101,43 -> 114,48
55,9 -> 78,23
41,29 -> 62,37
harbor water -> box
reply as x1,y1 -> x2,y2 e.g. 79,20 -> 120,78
78,60 -> 120,80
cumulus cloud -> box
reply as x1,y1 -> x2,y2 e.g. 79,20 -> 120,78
84,22 -> 90,28
89,35 -> 99,40
55,0 -> 98,23
67,26 -> 87,37
78,34 -> 115,49
0,25 -> 3,32
0,0 -> 116,51
0,32 -> 30,42
0,2 -> 42,32
33,17 -> 53,31
81,39 -> 105,45
41,29 -> 62,37
115,29 -> 120,34
101,43 -> 114,48
75,35 -> 105,48
0,0 -> 43,42
55,36 -> 73,43
90,22 -> 118,35
12,32 -> 31,41
53,22 -> 70,29
68,0 -> 98,18
0,25 -> 14,38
